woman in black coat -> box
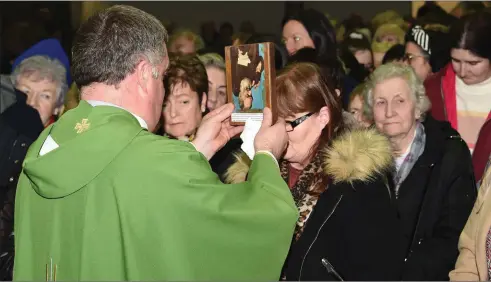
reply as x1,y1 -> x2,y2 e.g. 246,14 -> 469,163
364,63 -> 477,280
397,115 -> 477,280
281,129 -> 403,281
225,62 -> 403,280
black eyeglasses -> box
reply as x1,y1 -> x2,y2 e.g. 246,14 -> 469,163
286,112 -> 313,132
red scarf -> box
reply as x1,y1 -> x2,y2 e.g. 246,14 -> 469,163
45,116 -> 56,127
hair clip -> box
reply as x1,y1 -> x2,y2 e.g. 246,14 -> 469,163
349,32 -> 363,40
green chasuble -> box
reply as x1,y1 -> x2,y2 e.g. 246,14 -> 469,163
13,100 -> 298,281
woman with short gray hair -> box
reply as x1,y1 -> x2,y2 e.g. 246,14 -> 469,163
11,55 -> 68,126
364,63 -> 430,123
365,62 -> 477,280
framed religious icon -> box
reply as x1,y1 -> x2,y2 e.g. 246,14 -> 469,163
225,42 -> 276,125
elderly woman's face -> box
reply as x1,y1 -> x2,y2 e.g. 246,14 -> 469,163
163,82 -> 206,139
372,77 -> 418,139
16,73 -> 60,126
206,67 -> 226,111
282,20 -> 315,56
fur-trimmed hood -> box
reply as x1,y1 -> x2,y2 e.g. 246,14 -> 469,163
224,121 -> 393,185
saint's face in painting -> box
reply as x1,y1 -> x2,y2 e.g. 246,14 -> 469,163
238,78 -> 253,110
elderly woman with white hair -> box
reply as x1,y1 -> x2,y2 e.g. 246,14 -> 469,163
11,55 -> 68,127
364,63 -> 477,280
0,40 -> 69,279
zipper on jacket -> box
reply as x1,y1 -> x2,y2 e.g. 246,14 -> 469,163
299,195 -> 343,281
321,257 -> 344,281
405,163 -> 435,262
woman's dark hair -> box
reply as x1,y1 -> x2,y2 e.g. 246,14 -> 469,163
382,44 -> 405,64
342,31 -> 371,54
417,3 -> 457,26
457,1 -> 486,16
338,45 -> 370,83
245,33 -> 288,70
341,14 -> 367,34
163,54 -> 208,103
282,9 -> 337,61
276,62 -> 344,157
449,11 -> 491,61
287,47 -> 345,93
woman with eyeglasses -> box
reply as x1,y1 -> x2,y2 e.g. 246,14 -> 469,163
403,24 -> 451,82
225,62 -> 403,281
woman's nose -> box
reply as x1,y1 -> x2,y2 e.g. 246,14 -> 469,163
385,104 -> 395,118
26,95 -> 38,108
168,104 -> 178,118
458,64 -> 467,78
286,41 -> 296,55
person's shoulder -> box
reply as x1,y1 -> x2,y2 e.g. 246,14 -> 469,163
127,131 -> 199,157
426,66 -> 446,83
424,63 -> 452,94
424,116 -> 471,161
424,115 -> 463,143
113,131 -> 210,183
324,127 -> 393,185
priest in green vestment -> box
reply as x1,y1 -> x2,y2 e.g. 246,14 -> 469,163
13,5 -> 297,281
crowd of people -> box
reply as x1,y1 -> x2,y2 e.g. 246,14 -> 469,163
1,1 -> 491,280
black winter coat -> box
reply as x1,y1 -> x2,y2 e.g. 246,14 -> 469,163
0,89 -> 43,280
283,177 -> 403,281
281,128 -> 404,281
398,115 -> 477,280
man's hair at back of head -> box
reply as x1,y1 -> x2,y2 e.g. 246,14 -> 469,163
72,5 -> 168,88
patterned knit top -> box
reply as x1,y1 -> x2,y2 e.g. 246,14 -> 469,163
486,227 -> 491,279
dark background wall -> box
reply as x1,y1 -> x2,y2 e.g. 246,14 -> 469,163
1,1 -> 412,73
108,1 -> 412,34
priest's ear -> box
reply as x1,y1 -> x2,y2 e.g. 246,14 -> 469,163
135,59 -> 154,95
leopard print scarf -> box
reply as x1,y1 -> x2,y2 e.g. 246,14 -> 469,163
280,152 -> 328,241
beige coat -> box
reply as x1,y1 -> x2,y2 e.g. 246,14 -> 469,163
450,167 -> 491,281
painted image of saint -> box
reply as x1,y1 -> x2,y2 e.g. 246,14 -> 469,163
238,77 -> 253,109
231,43 -> 266,112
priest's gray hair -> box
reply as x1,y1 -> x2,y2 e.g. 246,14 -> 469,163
199,53 -> 225,72
363,63 -> 431,121
72,5 -> 168,88
11,55 -> 68,107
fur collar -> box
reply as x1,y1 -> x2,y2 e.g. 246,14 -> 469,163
224,126 -> 393,185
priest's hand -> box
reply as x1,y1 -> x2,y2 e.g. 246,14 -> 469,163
192,103 -> 244,160
254,107 -> 288,160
